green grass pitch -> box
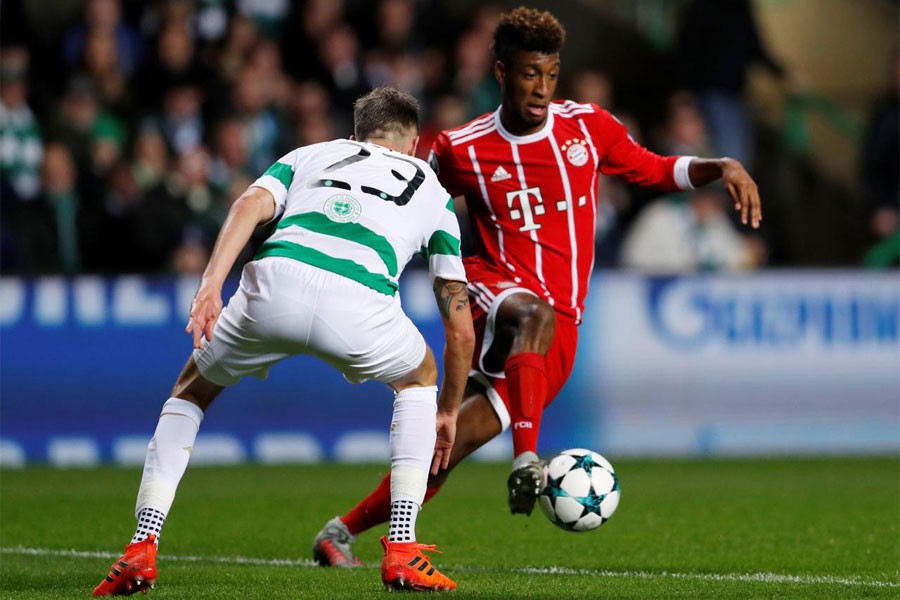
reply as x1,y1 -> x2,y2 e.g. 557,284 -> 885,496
1,458 -> 897,599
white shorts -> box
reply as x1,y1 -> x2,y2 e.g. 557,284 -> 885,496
194,257 -> 427,387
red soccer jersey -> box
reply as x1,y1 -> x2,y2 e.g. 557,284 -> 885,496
430,100 -> 694,325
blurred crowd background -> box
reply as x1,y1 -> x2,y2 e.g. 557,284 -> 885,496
1,0 -> 897,277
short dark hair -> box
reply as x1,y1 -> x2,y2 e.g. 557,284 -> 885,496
493,6 -> 566,63
353,87 -> 419,142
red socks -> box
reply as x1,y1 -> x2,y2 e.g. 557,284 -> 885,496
505,352 -> 548,457
341,475 -> 444,536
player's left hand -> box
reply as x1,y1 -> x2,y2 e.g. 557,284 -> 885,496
721,158 -> 762,229
186,287 -> 223,349
432,410 -> 458,475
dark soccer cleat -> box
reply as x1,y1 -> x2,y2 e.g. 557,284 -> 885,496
312,517 -> 362,568
92,535 -> 158,596
380,536 -> 456,591
507,460 -> 545,515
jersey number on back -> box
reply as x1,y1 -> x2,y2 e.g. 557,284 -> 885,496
309,145 -> 424,206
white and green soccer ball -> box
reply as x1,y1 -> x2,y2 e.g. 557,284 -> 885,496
538,448 -> 620,532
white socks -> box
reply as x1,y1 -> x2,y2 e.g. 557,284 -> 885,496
132,398 -> 204,544
388,386 -> 437,543
131,507 -> 166,545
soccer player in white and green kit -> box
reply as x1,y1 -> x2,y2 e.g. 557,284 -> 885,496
93,87 -> 474,595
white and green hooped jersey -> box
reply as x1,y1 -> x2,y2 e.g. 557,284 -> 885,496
250,140 -> 466,296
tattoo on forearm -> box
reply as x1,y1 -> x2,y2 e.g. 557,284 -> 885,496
434,279 -> 469,319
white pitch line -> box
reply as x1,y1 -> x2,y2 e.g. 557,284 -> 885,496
2,546 -> 897,589
516,566 -> 900,588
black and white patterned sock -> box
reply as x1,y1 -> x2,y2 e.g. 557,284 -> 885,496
131,508 -> 166,545
388,499 -> 419,543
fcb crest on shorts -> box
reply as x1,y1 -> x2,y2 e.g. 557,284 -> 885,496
561,138 -> 589,167
324,194 -> 362,223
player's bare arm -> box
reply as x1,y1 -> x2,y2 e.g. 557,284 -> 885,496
431,276 -> 476,474
434,278 -> 469,319
688,158 -> 763,229
186,186 -> 276,349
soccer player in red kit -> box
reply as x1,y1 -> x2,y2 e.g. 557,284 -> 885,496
313,6 -> 762,566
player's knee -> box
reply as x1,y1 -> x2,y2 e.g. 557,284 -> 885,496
390,346 -> 438,390
171,358 -> 222,412
513,299 -> 556,349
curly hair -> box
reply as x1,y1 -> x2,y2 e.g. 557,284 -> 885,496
493,6 -> 566,63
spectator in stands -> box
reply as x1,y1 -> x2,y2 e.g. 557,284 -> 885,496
131,120 -> 170,192
0,45 -> 42,204
62,0 -> 144,77
567,67 -> 614,110
229,65 -> 287,174
416,94 -> 467,161
374,0 -> 422,52
36,143 -> 83,274
861,48 -> 900,268
80,29 -> 130,115
247,39 -> 293,111
208,117 -> 249,196
218,14 -> 259,85
235,0 -> 291,39
47,76 -> 100,169
653,91 -> 714,158
318,23 -> 366,111
452,26 -> 500,119
280,0 -> 344,84
136,22 -> 215,116
620,188 -> 756,273
159,76 -> 206,157
675,0 -> 789,169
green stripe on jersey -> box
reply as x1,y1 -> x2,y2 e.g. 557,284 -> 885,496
264,162 -> 295,190
276,212 -> 398,276
429,230 -> 461,256
445,197 -> 454,212
254,240 -> 398,296
422,230 -> 461,261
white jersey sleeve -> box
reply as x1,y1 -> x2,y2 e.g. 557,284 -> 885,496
422,190 -> 466,284
250,147 -> 311,223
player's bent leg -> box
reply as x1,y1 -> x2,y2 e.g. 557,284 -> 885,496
494,295 -> 555,516
95,357 -> 224,595
427,382 -> 501,488
315,382 -> 500,570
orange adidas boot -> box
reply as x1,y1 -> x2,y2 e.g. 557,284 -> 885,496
92,535 -> 158,596
380,535 -> 456,591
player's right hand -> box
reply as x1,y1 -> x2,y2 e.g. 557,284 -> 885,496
185,288 -> 223,349
432,410 -> 458,475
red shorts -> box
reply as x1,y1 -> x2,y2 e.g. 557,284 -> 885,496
464,257 -> 579,431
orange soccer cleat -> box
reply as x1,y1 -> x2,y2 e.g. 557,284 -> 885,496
92,535 -> 158,596
380,536 -> 456,592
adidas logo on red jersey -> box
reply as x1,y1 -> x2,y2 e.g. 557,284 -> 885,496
490,166 -> 512,182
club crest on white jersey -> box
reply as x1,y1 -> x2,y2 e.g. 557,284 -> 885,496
324,194 -> 362,223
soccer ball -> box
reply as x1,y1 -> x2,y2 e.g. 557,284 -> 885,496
538,448 -> 620,532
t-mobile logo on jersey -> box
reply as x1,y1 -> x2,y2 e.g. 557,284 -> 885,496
506,187 -> 545,232
513,421 -> 534,429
